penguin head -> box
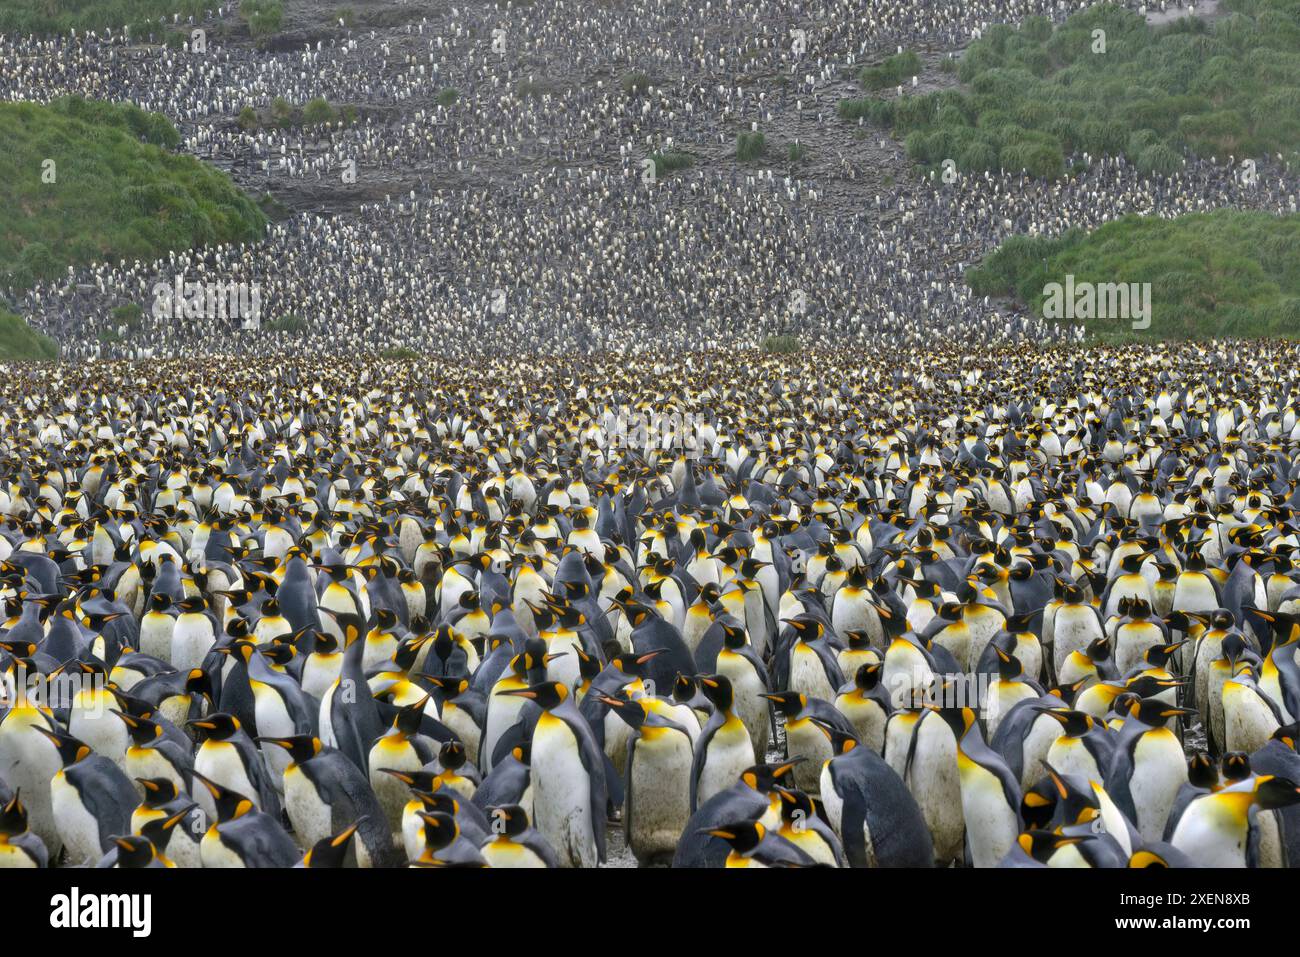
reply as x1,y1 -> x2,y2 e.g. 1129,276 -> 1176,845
113,709 -> 165,747
774,787 -> 819,829
1017,829 -> 1084,864
137,802 -> 196,852
1020,777 -> 1058,831
672,674 -> 698,703
1253,775 -> 1300,810
807,716 -> 858,755
259,734 -> 321,766
0,790 -> 29,836
392,694 -> 433,736
1186,753 -> 1218,790
1221,752 -> 1252,783
788,615 -> 824,643
702,674 -> 739,711
1037,761 -> 1099,827
31,725 -> 92,767
190,771 -> 255,823
720,622 -> 748,651
1141,640 -> 1187,669
700,819 -> 766,855
111,835 -> 162,869
486,804 -> 532,839
438,739 -> 468,772
379,767 -> 440,795
994,644 -> 1023,680
135,777 -> 182,808
1041,707 -> 1094,738
612,649 -> 662,678
416,810 -> 460,851
740,760 -> 802,795
300,823 -> 360,868
597,690 -> 647,730
854,662 -> 882,691
189,712 -> 242,742
497,680 -> 568,710
1118,695 -> 1194,728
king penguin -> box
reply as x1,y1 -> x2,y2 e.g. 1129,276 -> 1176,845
496,680 -> 607,867
261,733 -> 401,867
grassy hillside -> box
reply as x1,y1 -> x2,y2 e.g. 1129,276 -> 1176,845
0,97 -> 266,291
965,210 -> 1300,341
840,0 -> 1300,178
0,0 -> 211,36
0,307 -> 58,360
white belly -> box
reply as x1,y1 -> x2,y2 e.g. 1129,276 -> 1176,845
959,758 -> 1017,868
531,716 -> 597,868
283,764 -> 333,851
789,646 -> 836,703
51,773 -> 103,866
626,732 -> 693,862
1171,801 -> 1247,868
1127,729 -> 1188,843
172,618 -> 216,672
696,719 -> 755,808
195,742 -> 259,817
907,720 -> 962,864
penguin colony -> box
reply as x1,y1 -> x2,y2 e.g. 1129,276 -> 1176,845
1,343 -> 1299,869
8,1 -> 1297,358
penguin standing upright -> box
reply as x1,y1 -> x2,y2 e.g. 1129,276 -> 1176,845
35,726 -> 140,866
261,734 -> 400,868
0,792 -> 48,868
951,707 -> 1022,868
602,695 -> 693,866
1105,696 -> 1194,843
834,662 -> 892,755
814,720 -> 933,868
714,622 -> 771,763
193,772 -> 299,868
0,693 -> 64,858
691,675 -> 757,810
496,681 -> 606,867
885,700 -> 964,865
190,713 -> 281,819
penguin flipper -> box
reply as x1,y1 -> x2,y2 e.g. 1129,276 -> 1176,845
74,761 -> 138,853
689,716 -> 722,812
833,766 -> 869,867
572,716 -> 608,863
623,736 -> 636,846
225,814 -> 299,867
604,750 -> 624,808
313,754 -> 400,867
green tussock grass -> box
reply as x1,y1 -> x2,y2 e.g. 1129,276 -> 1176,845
0,0 -> 210,37
841,0 -> 1300,178
762,334 -> 801,353
649,151 -> 694,176
0,307 -> 58,360
0,97 -> 267,291
966,209 -> 1300,341
736,131 -> 766,162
